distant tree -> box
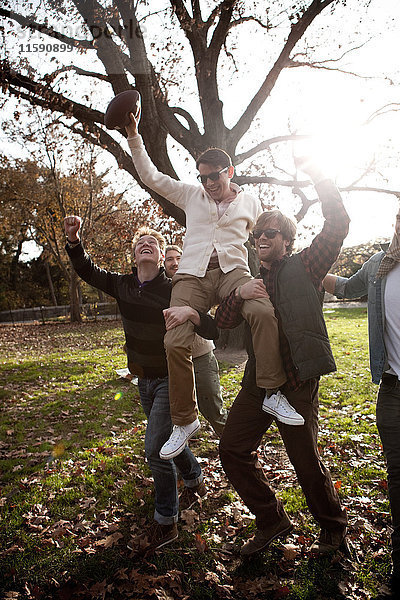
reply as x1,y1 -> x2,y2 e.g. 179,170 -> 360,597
0,125 -> 183,316
331,240 -> 389,279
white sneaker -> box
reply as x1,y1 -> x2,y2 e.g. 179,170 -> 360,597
262,390 -> 304,426
159,418 -> 201,460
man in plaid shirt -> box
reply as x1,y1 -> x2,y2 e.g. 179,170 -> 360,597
216,159 -> 350,556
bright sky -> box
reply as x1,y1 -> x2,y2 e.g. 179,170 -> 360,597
2,0 -> 400,254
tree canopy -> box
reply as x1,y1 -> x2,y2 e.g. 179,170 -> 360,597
0,130 -> 183,313
2,0 -> 398,229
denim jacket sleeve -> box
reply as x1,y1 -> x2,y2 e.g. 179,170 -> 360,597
334,252 -> 386,384
334,252 -> 385,299
334,261 -> 370,299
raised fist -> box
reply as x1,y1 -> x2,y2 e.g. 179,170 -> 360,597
64,215 -> 81,241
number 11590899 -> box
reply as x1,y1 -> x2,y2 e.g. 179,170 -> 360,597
19,43 -> 73,52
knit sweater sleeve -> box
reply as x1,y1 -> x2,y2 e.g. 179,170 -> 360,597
65,242 -> 120,299
128,134 -> 198,210
194,311 -> 219,341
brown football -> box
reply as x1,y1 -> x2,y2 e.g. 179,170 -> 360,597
104,90 -> 141,130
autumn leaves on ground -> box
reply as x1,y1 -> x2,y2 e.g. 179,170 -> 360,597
0,308 -> 392,599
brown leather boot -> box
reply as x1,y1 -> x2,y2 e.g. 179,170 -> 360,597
241,513 -> 293,556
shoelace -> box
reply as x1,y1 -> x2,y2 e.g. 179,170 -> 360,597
169,426 -> 185,442
276,394 -> 285,409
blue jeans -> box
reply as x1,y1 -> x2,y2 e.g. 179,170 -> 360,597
138,377 -> 202,525
376,374 -> 400,576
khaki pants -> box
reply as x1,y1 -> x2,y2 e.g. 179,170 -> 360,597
164,268 -> 286,426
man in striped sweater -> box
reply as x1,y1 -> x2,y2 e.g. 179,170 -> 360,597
64,217 -> 217,552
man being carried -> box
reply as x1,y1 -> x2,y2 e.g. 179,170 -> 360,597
215,158 -> 349,556
164,245 -> 227,437
126,112 -> 303,462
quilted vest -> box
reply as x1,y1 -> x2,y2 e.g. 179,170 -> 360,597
275,254 -> 336,380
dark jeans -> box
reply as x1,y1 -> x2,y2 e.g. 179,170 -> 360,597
376,374 -> 400,576
138,377 -> 202,525
219,380 -> 347,532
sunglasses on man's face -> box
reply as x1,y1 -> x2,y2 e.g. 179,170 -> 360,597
252,228 -> 281,240
197,166 -> 229,185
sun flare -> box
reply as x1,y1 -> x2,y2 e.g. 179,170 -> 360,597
293,119 -> 373,183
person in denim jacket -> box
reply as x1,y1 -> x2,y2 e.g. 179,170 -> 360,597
324,208 -> 400,600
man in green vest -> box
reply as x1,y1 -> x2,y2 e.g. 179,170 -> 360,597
215,158 -> 350,556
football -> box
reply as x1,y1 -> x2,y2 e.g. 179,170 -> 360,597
104,89 -> 141,130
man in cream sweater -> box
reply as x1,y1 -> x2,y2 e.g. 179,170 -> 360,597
126,111 -> 304,460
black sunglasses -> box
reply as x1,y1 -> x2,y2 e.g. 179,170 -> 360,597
252,228 -> 281,239
197,166 -> 229,185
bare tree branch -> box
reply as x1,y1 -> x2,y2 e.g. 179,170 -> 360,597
287,38 -> 394,81
191,0 -> 203,22
340,184 -> 400,198
0,7 -> 92,49
44,65 -> 109,84
235,134 -> 311,165
365,103 -> 400,124
169,0 -> 229,147
168,107 -> 201,137
170,0 -> 197,36
287,59 -> 387,81
291,38 -> 372,66
73,0 -> 130,94
230,15 -> 272,30
228,0 -> 336,149
235,175 -> 400,199
292,187 -> 318,222
234,174 -> 309,187
208,0 -> 237,56
1,61 -> 104,124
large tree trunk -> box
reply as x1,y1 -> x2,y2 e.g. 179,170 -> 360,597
0,0 -> 345,228
44,259 -> 58,306
10,238 -> 23,289
69,268 -> 82,323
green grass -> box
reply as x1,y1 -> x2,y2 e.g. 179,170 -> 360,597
0,311 -> 393,599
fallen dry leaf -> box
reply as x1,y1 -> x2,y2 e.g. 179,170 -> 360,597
282,543 -> 300,560
95,531 -> 123,548
194,532 -> 208,553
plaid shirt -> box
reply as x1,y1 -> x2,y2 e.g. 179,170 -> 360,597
215,180 -> 350,390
